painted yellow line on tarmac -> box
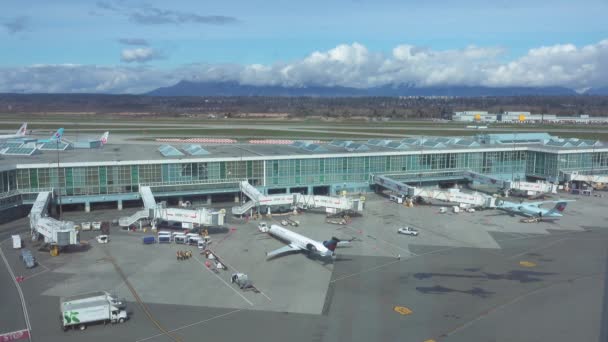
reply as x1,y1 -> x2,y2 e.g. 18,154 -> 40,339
393,306 -> 413,315
519,261 -> 537,267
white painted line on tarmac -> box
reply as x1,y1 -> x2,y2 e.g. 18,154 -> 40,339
0,246 -> 32,340
508,237 -> 569,259
341,225 -> 417,257
330,245 -> 458,284
193,256 -> 254,306
135,309 -> 243,342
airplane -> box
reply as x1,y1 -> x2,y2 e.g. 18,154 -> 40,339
0,123 -> 27,140
36,128 -> 64,143
496,200 -> 573,218
100,131 -> 109,145
259,224 -> 351,259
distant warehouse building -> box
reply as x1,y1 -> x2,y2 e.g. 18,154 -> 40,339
452,111 -> 498,122
455,111 -> 608,124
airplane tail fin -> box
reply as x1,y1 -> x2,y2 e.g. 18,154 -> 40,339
546,201 -> 568,216
100,131 -> 109,145
51,128 -> 64,141
323,237 -> 341,252
16,123 -> 27,136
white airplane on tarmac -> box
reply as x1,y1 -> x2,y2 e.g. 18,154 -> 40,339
0,123 -> 27,140
259,224 -> 351,259
496,200 -> 573,218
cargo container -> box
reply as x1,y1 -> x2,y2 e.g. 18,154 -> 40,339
142,236 -> 156,244
12,235 -> 21,249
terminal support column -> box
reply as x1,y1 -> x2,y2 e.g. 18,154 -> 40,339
84,202 -> 91,213
117,200 -> 123,211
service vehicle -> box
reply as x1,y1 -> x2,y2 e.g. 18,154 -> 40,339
81,222 -> 91,231
397,227 -> 419,236
389,194 -> 405,204
20,249 -> 36,268
60,291 -> 127,331
92,222 -> 102,230
158,232 -> 171,243
12,235 -> 21,249
96,235 -> 109,244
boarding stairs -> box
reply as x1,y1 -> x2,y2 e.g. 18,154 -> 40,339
119,185 -> 225,227
140,186 -> 157,209
118,209 -> 151,227
231,200 -> 257,216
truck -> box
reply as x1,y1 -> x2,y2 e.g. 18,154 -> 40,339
60,291 -> 128,331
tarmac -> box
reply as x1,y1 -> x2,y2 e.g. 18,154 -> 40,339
0,191 -> 607,341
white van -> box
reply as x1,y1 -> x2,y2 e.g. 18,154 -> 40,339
197,239 -> 207,249
81,222 -> 91,231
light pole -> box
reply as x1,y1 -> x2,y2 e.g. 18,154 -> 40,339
56,139 -> 63,220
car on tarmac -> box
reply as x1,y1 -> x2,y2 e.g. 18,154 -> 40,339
397,226 -> 419,236
96,235 -> 109,244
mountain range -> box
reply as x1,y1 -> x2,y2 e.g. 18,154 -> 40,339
145,80 -> 607,97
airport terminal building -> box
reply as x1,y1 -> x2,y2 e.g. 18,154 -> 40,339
0,133 -> 607,214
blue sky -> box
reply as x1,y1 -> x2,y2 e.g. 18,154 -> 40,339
1,0 -> 608,93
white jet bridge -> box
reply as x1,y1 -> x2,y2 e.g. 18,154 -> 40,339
118,186 -> 225,227
464,171 -> 557,196
232,181 -> 365,216
373,174 -> 497,208
563,171 -> 608,184
29,192 -> 79,255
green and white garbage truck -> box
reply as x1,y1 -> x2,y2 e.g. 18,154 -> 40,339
60,291 -> 128,331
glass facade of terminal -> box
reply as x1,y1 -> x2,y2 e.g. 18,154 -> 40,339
1,149 -> 607,199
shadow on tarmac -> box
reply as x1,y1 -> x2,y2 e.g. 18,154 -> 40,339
412,269 -> 556,283
416,285 -> 495,298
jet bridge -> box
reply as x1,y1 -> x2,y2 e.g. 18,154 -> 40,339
29,192 -> 79,255
373,174 -> 497,208
464,171 -> 557,196
119,186 -> 225,227
232,181 -> 365,215
563,171 -> 608,184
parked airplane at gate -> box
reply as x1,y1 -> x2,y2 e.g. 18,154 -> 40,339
259,224 -> 350,259
0,123 -> 27,140
36,128 -> 64,143
497,200 -> 573,218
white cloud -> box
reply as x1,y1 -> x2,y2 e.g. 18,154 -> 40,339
1,40 -> 608,93
120,47 -> 163,63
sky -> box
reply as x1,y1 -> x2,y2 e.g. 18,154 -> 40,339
1,0 -> 607,93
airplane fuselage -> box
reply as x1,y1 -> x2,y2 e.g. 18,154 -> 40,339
267,225 -> 333,257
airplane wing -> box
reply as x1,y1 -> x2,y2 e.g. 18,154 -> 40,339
266,244 -> 302,259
